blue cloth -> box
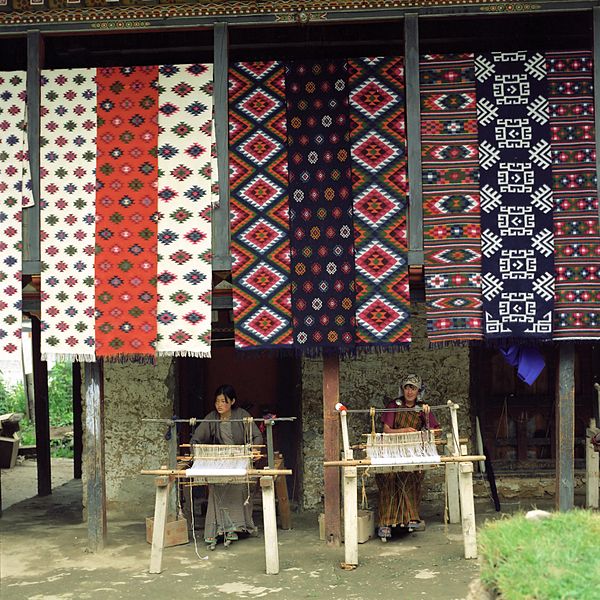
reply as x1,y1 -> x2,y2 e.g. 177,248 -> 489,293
499,346 -> 545,385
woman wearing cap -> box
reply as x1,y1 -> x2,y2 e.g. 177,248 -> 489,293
376,373 -> 439,542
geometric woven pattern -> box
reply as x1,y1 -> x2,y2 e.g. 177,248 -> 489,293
476,51 -> 554,340
286,60 -> 356,353
0,72 -> 29,360
229,61 -> 293,349
94,66 -> 159,359
420,54 -> 483,344
547,51 -> 600,339
155,64 -> 213,357
349,57 -> 410,347
40,68 -> 97,361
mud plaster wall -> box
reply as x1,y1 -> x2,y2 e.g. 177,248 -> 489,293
301,303 -> 472,510
82,358 -> 176,518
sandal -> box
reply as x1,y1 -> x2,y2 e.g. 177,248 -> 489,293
205,537 -> 217,551
378,526 -> 391,542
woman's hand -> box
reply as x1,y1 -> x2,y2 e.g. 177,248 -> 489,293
422,404 -> 431,415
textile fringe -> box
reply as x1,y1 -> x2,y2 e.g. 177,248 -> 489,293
41,352 -> 97,363
100,353 -> 157,365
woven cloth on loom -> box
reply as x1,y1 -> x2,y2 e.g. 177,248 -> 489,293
40,69 -> 97,362
286,60 -> 356,353
476,51 -> 555,340
348,57 -> 410,347
155,64 -> 214,357
547,51 -> 600,339
420,54 -> 483,344
229,61 -> 293,349
0,72 -> 30,360
95,66 -> 159,358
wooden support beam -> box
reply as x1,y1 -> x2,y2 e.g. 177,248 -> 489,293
211,22 -> 232,271
260,476 -> 279,575
149,475 -> 172,574
31,316 -> 51,496
458,460 -> 477,559
72,362 -> 83,480
404,13 -> 424,266
84,361 -> 107,552
445,432 -> 460,524
23,30 -> 42,274
555,343 -> 575,511
342,465 -> 358,566
323,353 -> 341,546
585,419 -> 599,509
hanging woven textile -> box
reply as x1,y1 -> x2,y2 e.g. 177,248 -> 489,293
40,68 -> 97,362
286,59 -> 356,353
95,66 -> 159,359
155,63 -> 214,357
348,57 -> 410,348
547,51 -> 600,340
229,61 -> 293,350
420,54 -> 483,345
0,72 -> 30,361
476,51 -> 554,341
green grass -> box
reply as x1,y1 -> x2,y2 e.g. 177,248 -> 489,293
479,509 -> 600,599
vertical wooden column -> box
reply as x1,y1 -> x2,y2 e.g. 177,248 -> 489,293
211,22 -> 232,271
585,418 -> 599,509
260,476 -> 280,574
404,13 -> 424,266
445,432 -> 460,523
323,353 -> 341,546
31,316 -> 51,496
458,460 -> 478,559
84,361 -> 107,551
555,343 -> 575,511
72,362 -> 83,480
149,474 -> 172,574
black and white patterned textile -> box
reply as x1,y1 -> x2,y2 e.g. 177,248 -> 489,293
475,51 -> 554,340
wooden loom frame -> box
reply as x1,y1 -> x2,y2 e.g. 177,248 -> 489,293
324,400 -> 485,567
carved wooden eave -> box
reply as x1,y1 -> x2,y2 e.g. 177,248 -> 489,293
0,0 -> 594,35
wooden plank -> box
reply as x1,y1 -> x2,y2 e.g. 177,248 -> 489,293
458,461 -> 478,559
555,343 -> 575,511
23,31 -> 42,269
211,22 -> 232,271
585,419 -> 599,509
149,476 -> 171,574
72,362 -> 83,480
260,476 -> 279,574
404,13 -> 423,265
274,455 -> 292,530
445,433 -> 460,524
323,353 -> 341,546
84,361 -> 107,551
31,316 -> 51,496
343,466 -> 358,566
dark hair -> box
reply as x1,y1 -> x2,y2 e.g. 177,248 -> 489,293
214,384 -> 237,404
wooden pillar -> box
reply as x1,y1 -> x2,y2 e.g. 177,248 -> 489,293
585,419 -> 599,509
211,22 -> 232,272
72,362 -> 83,480
149,474 -> 171,574
342,465 -> 358,566
458,460 -> 478,559
84,361 -> 107,552
555,343 -> 575,511
260,476 -> 280,574
445,432 -> 460,524
31,316 -> 51,496
323,353 -> 341,546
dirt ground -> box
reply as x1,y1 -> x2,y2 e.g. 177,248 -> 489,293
0,458 -> 537,600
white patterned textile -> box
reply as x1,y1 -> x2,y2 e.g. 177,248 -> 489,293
0,72 -> 29,360
155,64 -> 214,357
40,69 -> 97,362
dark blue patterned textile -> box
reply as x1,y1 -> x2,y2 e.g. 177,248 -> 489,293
285,60 -> 356,353
475,51 -> 555,340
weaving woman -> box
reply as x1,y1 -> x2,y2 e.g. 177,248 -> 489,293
190,384 -> 263,550
376,373 -> 439,542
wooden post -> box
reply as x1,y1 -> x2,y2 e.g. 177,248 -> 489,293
323,353 -> 341,546
274,454 -> 292,530
556,343 -> 575,511
149,474 -> 171,574
445,432 -> 460,524
343,465 -> 358,566
260,476 -> 279,575
84,361 -> 107,552
31,316 -> 51,496
585,419 -> 599,509
458,460 -> 478,559
72,362 -> 83,480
